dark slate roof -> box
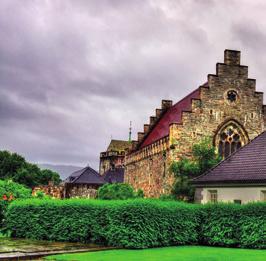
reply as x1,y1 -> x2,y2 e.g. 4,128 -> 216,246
103,168 -> 124,183
140,87 -> 201,148
107,140 -> 131,152
192,131 -> 266,185
65,166 -> 106,185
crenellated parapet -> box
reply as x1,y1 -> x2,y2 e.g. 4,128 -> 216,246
100,151 -> 126,158
125,136 -> 169,165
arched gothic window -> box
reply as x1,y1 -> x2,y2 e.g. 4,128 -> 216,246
214,120 -> 248,159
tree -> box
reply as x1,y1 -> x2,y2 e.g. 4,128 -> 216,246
0,150 -> 61,188
170,137 -> 221,201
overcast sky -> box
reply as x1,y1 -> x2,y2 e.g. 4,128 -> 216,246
1,0 -> 266,170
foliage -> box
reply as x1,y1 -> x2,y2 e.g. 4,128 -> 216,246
0,150 -> 61,188
45,246 -> 266,261
6,199 -> 199,248
0,180 -> 31,228
159,194 -> 176,201
97,183 -> 144,200
170,137 -> 221,201
34,190 -> 51,199
6,199 -> 266,249
199,203 -> 266,249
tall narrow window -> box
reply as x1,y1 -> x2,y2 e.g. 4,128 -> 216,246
261,191 -> 266,202
214,121 -> 248,159
208,190 -> 217,203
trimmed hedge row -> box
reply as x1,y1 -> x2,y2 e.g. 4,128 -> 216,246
5,199 -> 266,249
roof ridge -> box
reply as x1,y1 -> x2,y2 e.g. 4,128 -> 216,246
68,166 -> 87,180
73,166 -> 104,184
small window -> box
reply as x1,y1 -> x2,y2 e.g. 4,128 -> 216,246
227,90 -> 237,102
261,191 -> 266,202
234,199 -> 242,204
208,190 -> 218,203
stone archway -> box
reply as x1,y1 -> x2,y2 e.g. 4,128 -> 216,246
214,119 -> 249,159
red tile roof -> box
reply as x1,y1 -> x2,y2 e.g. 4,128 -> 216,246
140,88 -> 201,148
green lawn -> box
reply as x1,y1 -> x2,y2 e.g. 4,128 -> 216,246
45,246 -> 266,261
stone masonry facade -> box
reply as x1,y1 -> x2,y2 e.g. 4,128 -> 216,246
125,50 -> 266,197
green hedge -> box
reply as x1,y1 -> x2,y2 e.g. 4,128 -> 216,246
6,199 -> 199,248
0,180 -> 31,228
5,199 -> 266,249
199,203 -> 266,249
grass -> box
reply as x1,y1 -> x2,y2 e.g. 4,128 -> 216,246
45,246 -> 266,261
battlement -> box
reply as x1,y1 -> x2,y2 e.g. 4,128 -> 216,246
100,151 -> 126,158
126,136 -> 169,164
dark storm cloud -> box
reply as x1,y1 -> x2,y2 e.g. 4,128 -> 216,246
1,0 -> 266,169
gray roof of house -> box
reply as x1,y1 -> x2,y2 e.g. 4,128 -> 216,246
65,166 -> 106,185
192,131 -> 266,185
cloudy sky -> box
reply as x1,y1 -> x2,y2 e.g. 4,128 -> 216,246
1,0 -> 266,169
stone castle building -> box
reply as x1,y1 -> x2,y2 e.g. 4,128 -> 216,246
99,139 -> 131,175
125,50 -> 266,197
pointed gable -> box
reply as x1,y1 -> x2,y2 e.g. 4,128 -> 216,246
65,166 -> 105,185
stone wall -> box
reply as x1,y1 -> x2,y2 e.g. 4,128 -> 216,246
66,184 -> 98,198
125,137 -> 176,197
32,183 -> 64,199
125,50 -> 265,197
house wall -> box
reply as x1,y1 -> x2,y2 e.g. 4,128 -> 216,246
199,186 -> 266,204
125,50 -> 265,198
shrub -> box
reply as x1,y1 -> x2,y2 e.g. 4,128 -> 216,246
199,203 -> 266,249
0,180 -> 31,228
159,194 -> 176,201
170,138 -> 221,201
5,200 -> 266,249
97,183 -> 143,200
6,199 -> 199,248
